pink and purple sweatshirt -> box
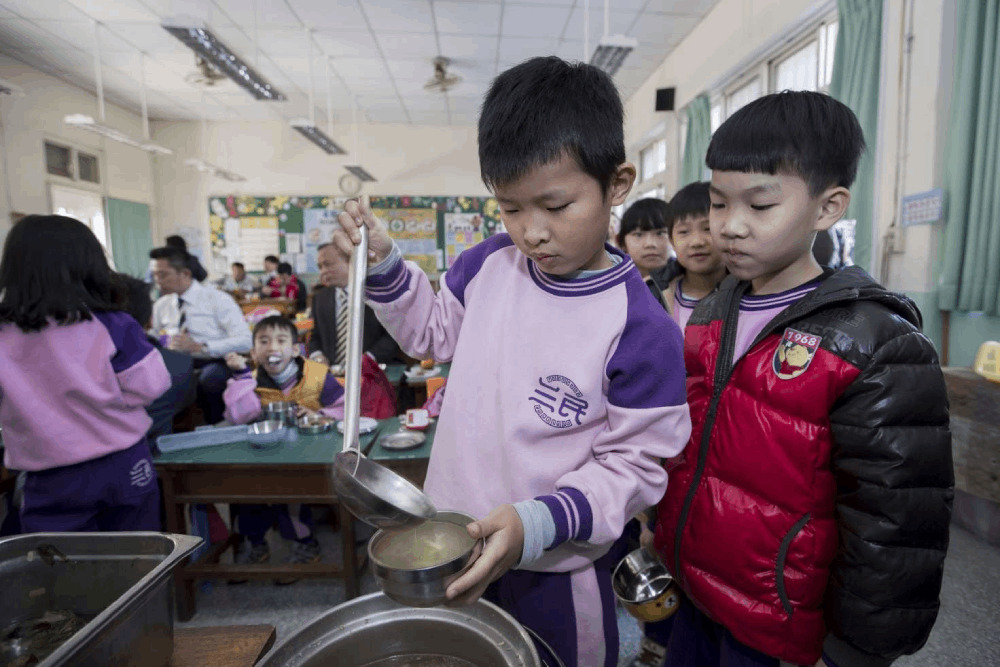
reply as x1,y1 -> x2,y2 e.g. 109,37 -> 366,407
367,234 -> 692,572
0,311 -> 171,471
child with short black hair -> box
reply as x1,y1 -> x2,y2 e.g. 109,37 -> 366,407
654,91 -> 952,667
334,56 -> 691,667
0,215 -> 170,533
617,198 -> 673,309
662,182 -> 726,329
223,315 -> 345,578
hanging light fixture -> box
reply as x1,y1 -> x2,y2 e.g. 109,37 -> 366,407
587,0 -> 637,76
162,18 -> 285,101
290,29 -> 346,154
64,22 -> 173,155
344,96 -> 376,182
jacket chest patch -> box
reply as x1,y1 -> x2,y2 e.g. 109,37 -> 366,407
772,328 -> 822,380
528,374 -> 590,429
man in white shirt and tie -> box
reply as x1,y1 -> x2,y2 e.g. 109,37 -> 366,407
150,247 -> 252,424
308,243 -> 399,368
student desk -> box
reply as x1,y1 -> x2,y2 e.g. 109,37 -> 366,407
154,417 -> 435,620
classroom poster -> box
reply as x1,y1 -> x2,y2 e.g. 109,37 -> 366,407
375,207 -> 439,275
238,217 -> 279,271
303,207 -> 342,273
444,211 -> 485,268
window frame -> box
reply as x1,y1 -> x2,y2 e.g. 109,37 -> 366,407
43,137 -> 104,190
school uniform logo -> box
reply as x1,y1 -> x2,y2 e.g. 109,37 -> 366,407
529,375 -> 589,428
129,459 -> 154,488
773,328 -> 822,380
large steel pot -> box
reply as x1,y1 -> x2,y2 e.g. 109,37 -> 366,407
261,592 -> 548,667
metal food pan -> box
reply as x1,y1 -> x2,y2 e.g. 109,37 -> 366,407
0,532 -> 201,666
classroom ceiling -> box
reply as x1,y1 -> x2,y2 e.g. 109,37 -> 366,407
0,0 -> 716,126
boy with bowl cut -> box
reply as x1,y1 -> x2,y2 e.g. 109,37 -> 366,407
334,56 -> 691,667
653,91 -> 953,667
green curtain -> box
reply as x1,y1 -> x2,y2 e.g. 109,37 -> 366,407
828,0 -> 882,272
937,0 -> 1000,315
680,95 -> 711,187
106,198 -> 153,279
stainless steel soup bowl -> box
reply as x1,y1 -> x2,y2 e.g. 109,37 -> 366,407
263,401 -> 298,426
368,510 -> 483,607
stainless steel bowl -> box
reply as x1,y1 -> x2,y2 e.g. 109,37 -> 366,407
612,548 -> 679,623
369,510 -> 482,607
263,401 -> 298,426
297,414 -> 334,434
247,420 -> 286,448
259,592 -> 541,667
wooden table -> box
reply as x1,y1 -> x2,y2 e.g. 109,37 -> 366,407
155,417 -> 435,620
173,624 -> 276,667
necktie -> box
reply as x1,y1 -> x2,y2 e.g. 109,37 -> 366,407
177,297 -> 187,331
334,287 -> 349,366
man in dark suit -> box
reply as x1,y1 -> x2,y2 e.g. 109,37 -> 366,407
309,243 -> 400,366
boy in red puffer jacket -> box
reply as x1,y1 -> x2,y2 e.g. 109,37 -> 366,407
653,91 -> 953,667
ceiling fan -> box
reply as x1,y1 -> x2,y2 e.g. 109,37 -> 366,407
185,55 -> 228,88
423,57 -> 462,94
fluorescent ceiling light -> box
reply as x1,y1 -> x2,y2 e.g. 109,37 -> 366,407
290,118 -> 346,154
345,165 -> 376,182
162,19 -> 285,101
184,157 -> 246,182
590,35 -> 638,76
64,114 -> 173,155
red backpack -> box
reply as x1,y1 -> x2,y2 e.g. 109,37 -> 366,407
360,355 -> 397,419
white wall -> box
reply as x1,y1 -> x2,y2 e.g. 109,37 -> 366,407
150,118 -> 487,272
0,53 -> 156,245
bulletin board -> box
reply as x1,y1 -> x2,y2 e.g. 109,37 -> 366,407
208,194 -> 503,278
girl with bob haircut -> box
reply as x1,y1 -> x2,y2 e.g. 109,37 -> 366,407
0,215 -> 170,533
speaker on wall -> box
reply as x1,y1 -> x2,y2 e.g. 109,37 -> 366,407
655,87 -> 676,112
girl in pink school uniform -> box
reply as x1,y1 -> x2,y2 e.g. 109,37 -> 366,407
0,215 -> 170,533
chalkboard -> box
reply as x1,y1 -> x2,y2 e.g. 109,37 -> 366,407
208,195 -> 502,279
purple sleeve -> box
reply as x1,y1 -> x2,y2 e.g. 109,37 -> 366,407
606,276 -> 687,408
94,311 -> 159,373
94,310 -> 171,406
320,372 -> 345,407
443,234 -> 516,307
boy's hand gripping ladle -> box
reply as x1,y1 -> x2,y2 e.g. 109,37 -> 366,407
332,223 -> 437,529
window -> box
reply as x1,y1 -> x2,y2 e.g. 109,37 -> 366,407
774,40 -> 819,92
678,113 -> 689,166
49,183 -> 111,254
819,22 -> 838,90
770,20 -> 839,94
710,101 -> 724,133
78,152 -> 100,183
45,142 -> 72,178
640,139 -> 667,182
726,77 -> 762,118
44,140 -> 101,185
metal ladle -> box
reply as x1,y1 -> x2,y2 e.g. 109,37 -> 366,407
332,224 -> 437,529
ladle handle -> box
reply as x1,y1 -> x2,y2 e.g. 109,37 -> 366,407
341,223 -> 368,454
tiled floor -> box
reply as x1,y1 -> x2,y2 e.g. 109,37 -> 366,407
177,518 -> 1000,666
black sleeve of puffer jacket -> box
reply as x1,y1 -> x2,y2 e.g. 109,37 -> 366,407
825,328 -> 953,667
